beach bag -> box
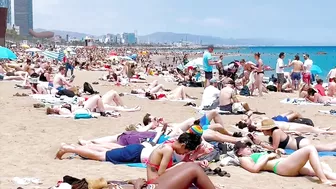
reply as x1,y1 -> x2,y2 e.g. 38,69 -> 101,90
74,109 -> 92,119
292,118 -> 314,126
239,86 -> 250,96
266,85 -> 277,92
83,82 -> 98,94
57,89 -> 75,97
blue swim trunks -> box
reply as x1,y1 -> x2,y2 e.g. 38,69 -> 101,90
272,115 -> 289,122
199,114 -> 210,130
105,144 -> 144,164
56,86 -> 65,91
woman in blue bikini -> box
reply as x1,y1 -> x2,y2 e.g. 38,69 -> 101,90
234,141 -> 336,186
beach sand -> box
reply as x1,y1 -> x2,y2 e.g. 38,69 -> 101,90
0,69 -> 335,189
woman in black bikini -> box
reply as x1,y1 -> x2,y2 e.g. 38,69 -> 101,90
253,53 -> 264,96
252,119 -> 336,152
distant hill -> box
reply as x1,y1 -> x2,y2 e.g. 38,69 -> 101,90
34,29 -> 304,45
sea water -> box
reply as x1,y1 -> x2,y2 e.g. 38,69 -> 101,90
218,46 -> 336,79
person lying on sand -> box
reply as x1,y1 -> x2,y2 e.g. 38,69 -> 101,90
235,141 -> 336,186
46,94 -> 140,116
130,80 -> 170,95
307,88 -> 336,105
250,119 -> 336,152
102,90 -> 141,112
144,86 -> 197,100
239,111 -> 336,135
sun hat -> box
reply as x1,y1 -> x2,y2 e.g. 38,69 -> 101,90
258,119 -> 278,130
186,125 -> 203,136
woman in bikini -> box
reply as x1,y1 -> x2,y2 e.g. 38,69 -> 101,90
307,88 -> 336,105
235,141 -> 336,186
252,119 -> 336,152
145,86 -> 196,100
252,53 -> 264,96
102,90 -> 141,112
146,131 -> 218,189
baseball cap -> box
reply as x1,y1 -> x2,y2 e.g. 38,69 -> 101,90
210,78 -> 217,83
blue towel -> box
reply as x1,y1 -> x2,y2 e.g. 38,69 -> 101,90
126,163 -> 147,168
285,149 -> 336,157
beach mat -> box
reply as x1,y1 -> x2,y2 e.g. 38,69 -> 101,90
126,163 -> 147,168
31,94 -> 75,105
280,98 -> 336,106
318,110 -> 336,116
285,149 -> 336,157
125,93 -> 195,102
192,106 -> 237,115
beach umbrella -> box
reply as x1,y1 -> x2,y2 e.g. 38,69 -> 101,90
25,47 -> 42,52
42,51 -> 59,59
185,57 -> 203,69
130,54 -> 137,60
0,46 -> 17,59
311,65 -> 322,75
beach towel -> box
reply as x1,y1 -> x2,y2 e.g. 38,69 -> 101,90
31,94 -> 76,105
285,149 -> 336,157
318,110 -> 336,116
280,98 -> 336,106
193,106 -> 231,115
124,93 -> 195,102
126,163 -> 147,168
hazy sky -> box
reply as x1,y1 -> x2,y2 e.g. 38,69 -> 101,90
33,0 -> 335,42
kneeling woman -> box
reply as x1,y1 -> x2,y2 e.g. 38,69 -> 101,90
235,141 -> 336,186
146,131 -> 218,189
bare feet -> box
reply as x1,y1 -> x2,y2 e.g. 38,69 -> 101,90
322,180 -> 336,186
78,139 -> 91,146
55,143 -> 74,160
127,178 -> 147,189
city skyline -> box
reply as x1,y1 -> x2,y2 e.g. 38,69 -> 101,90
32,0 -> 336,44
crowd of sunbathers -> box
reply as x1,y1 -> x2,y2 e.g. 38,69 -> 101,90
3,45 -> 336,188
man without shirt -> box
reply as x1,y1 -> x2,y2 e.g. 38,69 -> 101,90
218,80 -> 251,114
53,66 -> 73,91
288,55 -> 303,90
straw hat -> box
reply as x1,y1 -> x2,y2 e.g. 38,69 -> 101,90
258,119 -> 278,130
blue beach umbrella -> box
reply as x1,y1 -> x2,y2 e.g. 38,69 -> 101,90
0,46 -> 17,60
311,65 -> 322,75
130,54 -> 137,60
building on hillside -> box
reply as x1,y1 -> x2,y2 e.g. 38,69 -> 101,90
14,0 -> 33,36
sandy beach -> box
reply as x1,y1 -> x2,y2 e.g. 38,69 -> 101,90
0,65 -> 335,189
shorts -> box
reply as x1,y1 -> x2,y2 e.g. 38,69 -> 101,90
199,114 -> 210,130
56,86 -> 65,91
277,73 -> 285,85
219,104 -> 233,113
272,115 -> 289,122
330,78 -> 335,82
117,131 -> 157,146
204,72 -> 213,80
302,73 -> 311,84
0,74 -> 4,80
105,144 -> 144,164
291,72 -> 301,81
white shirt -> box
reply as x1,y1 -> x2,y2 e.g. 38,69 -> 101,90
304,59 -> 313,73
200,85 -> 220,108
276,58 -> 284,74
327,68 -> 336,79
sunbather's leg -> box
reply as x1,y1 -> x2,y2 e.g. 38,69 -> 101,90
147,80 -> 158,89
55,143 -> 107,160
280,111 -> 302,121
104,104 -> 141,112
149,84 -> 164,93
79,135 -> 120,145
84,95 -> 106,112
288,123 -> 336,134
203,130 -> 240,143
168,118 -> 196,136
4,75 -> 24,81
102,90 -> 125,106
314,142 -> 336,151
168,86 -> 190,100
154,162 -> 216,189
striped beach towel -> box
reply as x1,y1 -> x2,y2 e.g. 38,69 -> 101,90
58,50 -> 65,62
42,51 -> 59,59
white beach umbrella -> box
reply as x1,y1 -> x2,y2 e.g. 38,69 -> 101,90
184,57 -> 203,69
25,48 -> 42,52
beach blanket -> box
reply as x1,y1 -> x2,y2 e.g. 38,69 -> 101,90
31,94 -> 76,105
285,149 -> 336,157
126,163 -> 147,168
124,93 -> 195,102
280,98 -> 336,106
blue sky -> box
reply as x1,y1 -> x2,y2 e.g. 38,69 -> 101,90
33,0 -> 335,43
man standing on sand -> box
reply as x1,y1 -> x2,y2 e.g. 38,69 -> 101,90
328,78 -> 336,97
203,45 -> 220,88
288,54 -> 303,90
327,66 -> 336,82
275,52 -> 286,92
303,54 -> 313,84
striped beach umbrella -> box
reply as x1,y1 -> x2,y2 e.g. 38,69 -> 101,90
58,50 -> 65,62
42,51 -> 59,59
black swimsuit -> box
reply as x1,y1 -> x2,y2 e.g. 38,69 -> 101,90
270,134 -> 305,150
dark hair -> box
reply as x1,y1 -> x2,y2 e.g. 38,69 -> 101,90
294,55 -> 300,60
307,88 -> 317,96
143,113 -> 151,126
236,121 -> 248,129
59,66 -> 65,72
268,127 -> 280,144
240,59 -> 246,63
177,133 -> 202,151
234,141 -> 252,156
316,79 -> 323,84
254,52 -> 261,57
279,52 -> 285,58
145,92 -> 151,97
193,119 -> 200,125
305,54 -> 310,58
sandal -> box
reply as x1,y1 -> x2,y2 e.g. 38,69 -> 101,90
33,103 -> 45,108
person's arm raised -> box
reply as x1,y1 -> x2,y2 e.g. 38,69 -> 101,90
157,147 -> 174,175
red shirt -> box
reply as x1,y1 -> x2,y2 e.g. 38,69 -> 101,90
315,84 -> 326,96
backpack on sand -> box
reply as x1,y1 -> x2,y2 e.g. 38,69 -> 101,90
83,82 -> 99,95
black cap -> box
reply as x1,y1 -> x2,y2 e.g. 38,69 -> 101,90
208,45 -> 214,49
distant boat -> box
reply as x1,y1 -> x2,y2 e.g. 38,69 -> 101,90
317,51 -> 327,55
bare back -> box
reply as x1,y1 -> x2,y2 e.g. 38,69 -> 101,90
219,87 -> 235,106
292,61 -> 303,73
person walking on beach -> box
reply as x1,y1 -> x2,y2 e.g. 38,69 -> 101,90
288,55 -> 303,90
276,52 -> 286,92
203,45 -> 220,87
303,54 -> 313,84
